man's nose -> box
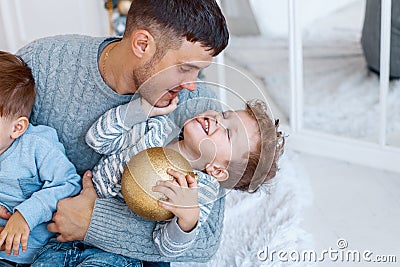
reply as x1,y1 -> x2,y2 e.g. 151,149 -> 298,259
180,81 -> 197,91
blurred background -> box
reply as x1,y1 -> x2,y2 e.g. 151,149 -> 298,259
1,0 -> 399,265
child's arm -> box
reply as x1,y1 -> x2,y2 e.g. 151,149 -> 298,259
151,170 -> 220,257
0,145 -> 81,256
0,211 -> 29,256
86,97 -> 179,156
86,103 -> 144,155
15,146 -> 81,227
91,115 -> 178,198
2,131 -> 81,255
167,84 -> 222,129
156,169 -> 200,232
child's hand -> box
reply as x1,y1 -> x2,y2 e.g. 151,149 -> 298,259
141,96 -> 179,117
0,205 -> 11,220
153,168 -> 200,232
0,211 -> 30,256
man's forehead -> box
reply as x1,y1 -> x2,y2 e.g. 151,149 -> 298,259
173,40 -> 213,59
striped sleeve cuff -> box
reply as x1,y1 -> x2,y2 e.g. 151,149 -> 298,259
153,217 -> 199,256
164,217 -> 198,244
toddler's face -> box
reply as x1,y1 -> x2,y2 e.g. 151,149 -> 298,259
0,117 -> 15,156
182,109 -> 260,168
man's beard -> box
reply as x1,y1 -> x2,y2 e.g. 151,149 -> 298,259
132,58 -> 156,95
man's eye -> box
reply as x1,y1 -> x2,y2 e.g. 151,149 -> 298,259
179,66 -> 190,73
226,128 -> 230,140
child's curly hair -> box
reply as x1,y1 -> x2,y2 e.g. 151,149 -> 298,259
228,99 -> 285,192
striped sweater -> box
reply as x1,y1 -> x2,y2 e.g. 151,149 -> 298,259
86,102 -> 220,256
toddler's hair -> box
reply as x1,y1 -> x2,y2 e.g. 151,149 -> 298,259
229,99 -> 285,192
0,51 -> 35,119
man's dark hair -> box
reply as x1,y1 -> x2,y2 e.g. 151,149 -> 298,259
125,0 -> 229,58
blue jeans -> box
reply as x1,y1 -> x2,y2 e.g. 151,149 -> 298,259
142,262 -> 170,267
31,238 -> 141,267
0,259 -> 30,267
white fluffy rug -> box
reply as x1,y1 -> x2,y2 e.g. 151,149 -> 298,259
173,151 -> 314,267
226,0 -> 400,146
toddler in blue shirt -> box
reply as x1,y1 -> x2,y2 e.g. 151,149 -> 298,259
0,51 -> 81,265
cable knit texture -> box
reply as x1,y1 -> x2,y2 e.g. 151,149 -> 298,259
17,35 -> 133,175
86,104 -> 220,256
86,195 -> 225,262
17,34 -> 225,262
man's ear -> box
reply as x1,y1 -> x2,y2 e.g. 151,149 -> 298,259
130,30 -> 155,59
11,117 -> 29,139
205,163 -> 229,182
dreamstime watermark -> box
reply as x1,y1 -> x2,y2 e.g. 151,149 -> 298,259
257,239 -> 397,263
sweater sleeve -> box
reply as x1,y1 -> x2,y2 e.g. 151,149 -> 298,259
15,138 -> 81,230
86,99 -> 147,156
168,82 -> 222,129
84,192 -> 225,262
90,115 -> 177,198
152,172 -> 220,257
87,83 -> 220,156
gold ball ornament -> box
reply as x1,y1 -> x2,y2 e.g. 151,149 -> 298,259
117,0 -> 132,16
121,147 -> 196,221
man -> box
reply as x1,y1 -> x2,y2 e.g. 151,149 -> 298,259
0,0 -> 229,266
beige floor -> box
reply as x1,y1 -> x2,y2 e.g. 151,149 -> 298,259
299,152 -> 400,266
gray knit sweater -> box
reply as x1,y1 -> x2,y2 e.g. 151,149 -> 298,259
86,104 -> 220,257
17,35 -> 225,262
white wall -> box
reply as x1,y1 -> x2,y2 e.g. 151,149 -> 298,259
0,14 -> 7,49
0,0 -> 361,50
249,0 -> 360,37
0,0 -> 108,52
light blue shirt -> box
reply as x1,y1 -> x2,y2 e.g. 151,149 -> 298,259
0,124 -> 81,264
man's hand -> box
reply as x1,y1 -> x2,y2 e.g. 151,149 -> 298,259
0,211 -> 30,256
153,168 -> 199,232
47,171 -> 98,242
141,96 -> 179,117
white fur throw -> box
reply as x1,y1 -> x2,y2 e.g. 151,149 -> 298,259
173,151 -> 314,267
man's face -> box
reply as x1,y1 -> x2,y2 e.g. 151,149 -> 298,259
135,40 -> 213,108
